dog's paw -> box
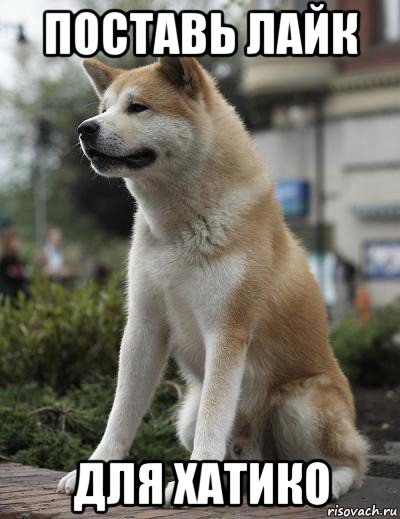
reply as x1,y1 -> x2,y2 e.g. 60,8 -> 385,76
164,481 -> 175,508
57,470 -> 77,495
331,467 -> 355,501
331,484 -> 340,502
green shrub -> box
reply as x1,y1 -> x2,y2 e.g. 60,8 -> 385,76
331,299 -> 400,386
0,275 -> 188,470
0,379 -> 187,474
0,274 -> 125,393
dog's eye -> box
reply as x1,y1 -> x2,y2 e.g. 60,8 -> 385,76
127,103 -> 148,114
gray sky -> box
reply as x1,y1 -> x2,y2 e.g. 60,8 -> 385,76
0,0 -> 76,87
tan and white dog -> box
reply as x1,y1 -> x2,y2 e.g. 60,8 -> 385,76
57,57 -> 368,502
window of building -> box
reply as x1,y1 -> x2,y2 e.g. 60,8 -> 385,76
379,0 -> 400,43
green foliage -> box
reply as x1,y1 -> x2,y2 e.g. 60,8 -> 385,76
331,299 -> 400,387
0,380 -> 187,473
0,275 -> 187,471
0,274 -> 125,393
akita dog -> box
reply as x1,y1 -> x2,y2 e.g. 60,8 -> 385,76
58,57 -> 368,503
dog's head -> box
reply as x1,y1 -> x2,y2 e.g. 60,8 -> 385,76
79,57 -> 214,179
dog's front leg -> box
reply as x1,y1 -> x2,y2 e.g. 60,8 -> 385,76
90,316 -> 168,461
58,278 -> 168,494
165,331 -> 247,506
191,332 -> 248,461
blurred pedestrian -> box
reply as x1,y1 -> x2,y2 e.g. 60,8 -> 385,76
332,251 -> 358,320
335,252 -> 357,303
43,227 -> 71,281
0,228 -> 28,299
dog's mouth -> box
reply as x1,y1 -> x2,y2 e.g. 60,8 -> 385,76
85,147 -> 157,170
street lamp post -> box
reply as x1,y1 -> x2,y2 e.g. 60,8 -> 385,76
0,21 -> 27,44
0,22 -> 48,246
16,24 -> 28,44
32,117 -> 50,246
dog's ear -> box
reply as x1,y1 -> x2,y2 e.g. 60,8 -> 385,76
158,57 -> 204,99
82,59 -> 121,97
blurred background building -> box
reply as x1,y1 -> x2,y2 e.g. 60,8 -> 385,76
244,0 -> 400,312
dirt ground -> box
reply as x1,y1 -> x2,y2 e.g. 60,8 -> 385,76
354,385 -> 400,446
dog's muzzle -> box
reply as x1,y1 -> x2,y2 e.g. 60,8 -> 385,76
78,121 -> 157,170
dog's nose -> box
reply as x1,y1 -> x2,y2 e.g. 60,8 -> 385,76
78,120 -> 99,140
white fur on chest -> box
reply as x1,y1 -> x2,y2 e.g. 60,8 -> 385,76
139,241 -> 245,375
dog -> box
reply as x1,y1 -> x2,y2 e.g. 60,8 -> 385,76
57,56 -> 368,503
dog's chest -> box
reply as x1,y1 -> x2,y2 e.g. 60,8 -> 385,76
145,244 -> 245,348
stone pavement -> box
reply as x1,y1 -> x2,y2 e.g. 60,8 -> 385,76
0,463 -> 399,518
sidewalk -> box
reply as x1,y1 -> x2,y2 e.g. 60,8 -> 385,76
0,463 -> 399,518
